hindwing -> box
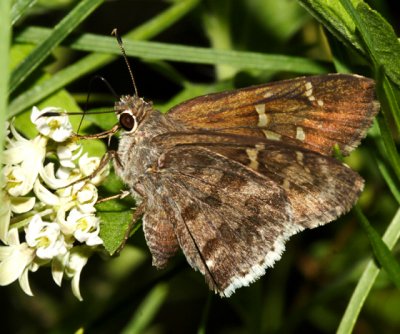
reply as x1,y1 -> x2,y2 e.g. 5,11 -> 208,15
146,142 -> 362,296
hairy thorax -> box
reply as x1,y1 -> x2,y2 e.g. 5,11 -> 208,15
114,110 -> 175,201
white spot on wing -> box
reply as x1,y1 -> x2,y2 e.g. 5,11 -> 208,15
296,126 -> 306,141
255,104 -> 269,127
246,147 -> 259,170
305,81 -> 317,102
262,130 -> 281,141
206,259 -> 214,268
305,82 -> 313,95
282,179 -> 290,190
296,151 -> 304,164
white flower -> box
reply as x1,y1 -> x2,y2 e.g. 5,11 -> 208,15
57,140 -> 82,168
0,192 -> 11,242
31,106 -> 73,142
40,162 -> 79,189
9,196 -> 36,214
0,228 -> 36,296
51,252 -> 69,287
2,135 -> 47,196
76,183 -> 98,213
65,246 -> 92,301
79,153 -> 109,185
33,179 -> 60,206
25,215 -> 68,260
0,190 -> 35,242
65,208 -> 103,246
0,107 -> 107,300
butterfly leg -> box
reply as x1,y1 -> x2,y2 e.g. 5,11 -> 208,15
116,200 -> 146,253
65,150 -> 120,188
96,190 -> 130,204
72,124 -> 119,141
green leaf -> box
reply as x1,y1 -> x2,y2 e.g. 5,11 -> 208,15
300,0 -> 400,89
97,172 -> 126,194
298,0 -> 364,53
342,1 -> 400,86
98,210 -> 137,256
9,0 -> 104,95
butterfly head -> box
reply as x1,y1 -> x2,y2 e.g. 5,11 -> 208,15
115,95 -> 153,134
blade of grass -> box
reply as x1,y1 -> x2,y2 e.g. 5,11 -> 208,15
11,0 -> 37,26
337,207 -> 400,334
16,27 -> 329,74
375,158 -> 400,204
354,206 -> 400,289
9,0 -> 104,95
0,0 -> 12,145
121,283 -> 168,334
8,0 -> 200,117
376,113 -> 400,182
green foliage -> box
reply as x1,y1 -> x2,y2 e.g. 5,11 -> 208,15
2,0 -> 400,333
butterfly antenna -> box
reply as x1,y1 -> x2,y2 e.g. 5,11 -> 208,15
77,75 -> 120,133
112,28 -> 139,97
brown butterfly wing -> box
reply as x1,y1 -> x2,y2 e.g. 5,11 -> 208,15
167,74 -> 379,156
148,142 -> 362,295
150,146 -> 292,296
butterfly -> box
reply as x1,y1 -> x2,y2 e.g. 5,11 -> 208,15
109,72 -> 379,297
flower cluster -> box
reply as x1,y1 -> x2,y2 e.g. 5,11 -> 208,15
0,107 -> 109,300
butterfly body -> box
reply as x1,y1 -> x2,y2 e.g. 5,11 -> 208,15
113,74 -> 379,297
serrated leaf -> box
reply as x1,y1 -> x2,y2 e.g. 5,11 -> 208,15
99,210 -> 139,256
97,190 -> 137,256
299,0 -> 364,53
356,2 -> 400,86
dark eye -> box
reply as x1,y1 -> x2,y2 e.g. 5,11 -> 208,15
119,112 -> 137,132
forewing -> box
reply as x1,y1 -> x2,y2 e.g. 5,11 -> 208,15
167,74 -> 379,156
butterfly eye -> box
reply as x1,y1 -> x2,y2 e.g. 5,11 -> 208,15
119,111 -> 137,132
